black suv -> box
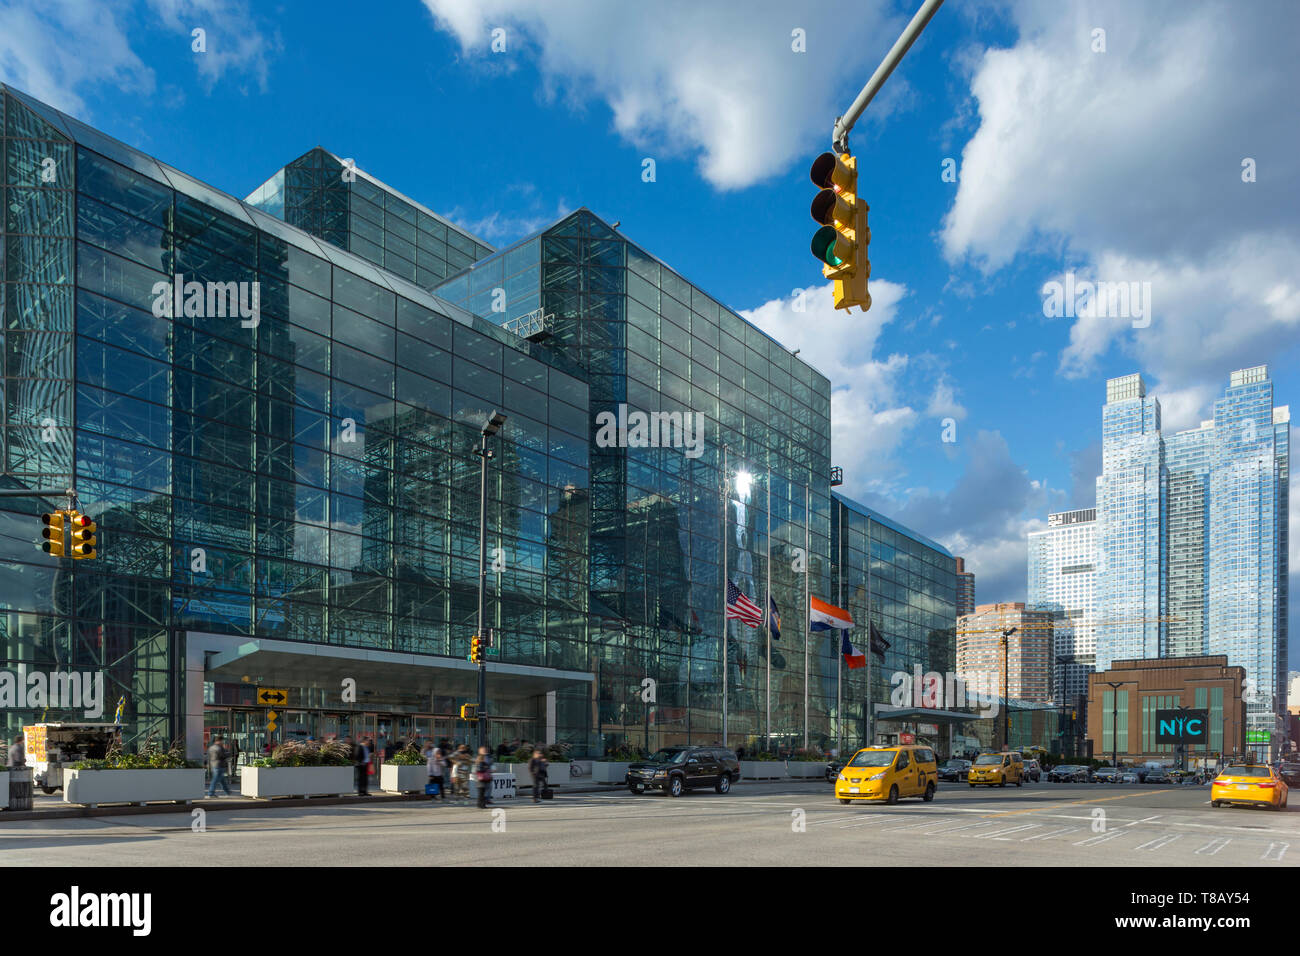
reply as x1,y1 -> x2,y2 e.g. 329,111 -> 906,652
627,746 -> 741,797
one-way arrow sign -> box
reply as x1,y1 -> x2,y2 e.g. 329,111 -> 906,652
256,688 -> 288,705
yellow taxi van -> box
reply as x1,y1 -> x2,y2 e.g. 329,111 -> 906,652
968,751 -> 1023,787
835,744 -> 939,805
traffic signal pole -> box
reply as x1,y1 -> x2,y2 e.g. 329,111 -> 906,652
830,0 -> 945,153
476,429 -> 490,752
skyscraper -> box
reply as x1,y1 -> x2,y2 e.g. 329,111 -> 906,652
1096,367 -> 1290,758
955,556 -> 976,618
957,603 -> 1053,704
1028,508 -> 1098,706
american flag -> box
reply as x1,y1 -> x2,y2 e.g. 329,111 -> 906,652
726,580 -> 763,628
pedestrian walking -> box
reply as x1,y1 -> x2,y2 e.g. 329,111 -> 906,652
7,732 -> 25,768
528,748 -> 549,803
423,740 -> 447,802
206,735 -> 231,797
352,735 -> 371,796
451,744 -> 472,800
227,736 -> 239,780
474,746 -> 495,809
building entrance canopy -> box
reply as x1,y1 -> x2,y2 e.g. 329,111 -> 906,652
874,705 -> 992,725
205,638 -> 593,703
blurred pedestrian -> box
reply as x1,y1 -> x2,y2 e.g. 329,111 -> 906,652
423,740 -> 447,802
7,732 -> 25,768
474,746 -> 495,809
206,735 -> 231,797
451,744 -> 472,800
353,735 -> 371,796
528,747 -> 549,803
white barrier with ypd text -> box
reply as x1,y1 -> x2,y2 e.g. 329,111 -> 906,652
473,772 -> 516,800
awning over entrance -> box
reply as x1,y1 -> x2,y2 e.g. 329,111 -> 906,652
205,638 -> 593,703
874,705 -> 992,725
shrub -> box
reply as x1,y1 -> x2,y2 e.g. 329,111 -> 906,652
263,738 -> 351,768
387,741 -> 425,766
71,734 -> 197,770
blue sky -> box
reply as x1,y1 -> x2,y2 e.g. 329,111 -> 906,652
3,0 -> 1298,662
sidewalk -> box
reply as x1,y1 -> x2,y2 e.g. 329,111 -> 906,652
1,776 -> 825,822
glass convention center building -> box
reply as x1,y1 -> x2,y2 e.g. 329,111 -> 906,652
0,84 -> 961,761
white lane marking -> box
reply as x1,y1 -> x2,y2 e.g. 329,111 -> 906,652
977,823 -> 1040,840
1021,826 -> 1079,842
1262,842 -> 1289,861
1125,815 -> 1161,827
1195,838 -> 1230,855
924,820 -> 996,836
876,819 -> 945,833
1075,829 -> 1125,847
1134,833 -> 1181,851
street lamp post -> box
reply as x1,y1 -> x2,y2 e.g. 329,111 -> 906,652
476,411 -> 507,752
1103,680 -> 1126,770
1000,627 -> 1017,751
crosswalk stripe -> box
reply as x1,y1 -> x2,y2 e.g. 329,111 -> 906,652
977,824 -> 1039,840
1262,842 -> 1289,861
1134,833 -> 1181,851
1195,838 -> 1230,855
1075,829 -> 1124,847
926,821 -> 996,836
1021,826 -> 1079,842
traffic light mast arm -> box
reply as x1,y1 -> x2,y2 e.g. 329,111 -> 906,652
831,0 -> 945,153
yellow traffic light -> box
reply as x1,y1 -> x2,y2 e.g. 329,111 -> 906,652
41,511 -> 66,557
459,703 -> 478,722
810,150 -> 870,312
68,512 -> 97,560
470,635 -> 482,664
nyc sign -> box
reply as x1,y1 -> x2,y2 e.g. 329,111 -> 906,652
1156,709 -> 1209,744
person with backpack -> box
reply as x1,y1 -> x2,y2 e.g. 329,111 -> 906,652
528,748 -> 549,803
474,745 -> 494,809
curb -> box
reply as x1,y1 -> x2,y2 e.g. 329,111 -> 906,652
1,777 -> 830,822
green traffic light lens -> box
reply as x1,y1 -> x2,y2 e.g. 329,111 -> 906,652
811,226 -> 843,267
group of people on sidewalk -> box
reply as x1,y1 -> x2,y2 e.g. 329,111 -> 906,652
423,741 -> 552,807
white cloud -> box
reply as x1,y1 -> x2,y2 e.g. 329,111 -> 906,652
421,0 -> 905,190
0,0 -> 154,115
147,0 -> 279,91
444,198 -> 574,247
742,281 -> 926,494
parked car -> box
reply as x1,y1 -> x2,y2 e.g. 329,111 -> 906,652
1143,768 -> 1173,784
1023,759 -> 1042,782
938,758 -> 972,782
1093,767 -> 1120,783
1278,763 -> 1300,788
1119,770 -> 1140,783
626,746 -> 740,797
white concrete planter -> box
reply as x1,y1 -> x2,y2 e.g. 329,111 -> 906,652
786,762 -> 828,778
592,762 -> 632,784
379,764 -> 428,794
0,771 -> 9,809
63,769 -> 204,807
510,762 -> 570,787
741,761 -> 786,779
239,765 -> 354,798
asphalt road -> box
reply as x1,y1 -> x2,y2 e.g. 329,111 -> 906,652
2,780 -> 1297,866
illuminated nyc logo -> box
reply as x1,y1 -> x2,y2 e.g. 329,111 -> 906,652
1155,709 -> 1208,743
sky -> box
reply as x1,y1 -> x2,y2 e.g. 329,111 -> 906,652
2,0 -> 1297,665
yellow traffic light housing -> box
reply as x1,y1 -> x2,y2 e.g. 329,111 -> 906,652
41,511 -> 66,557
459,703 -> 478,722
68,512 -> 97,560
810,150 -> 870,312
470,635 -> 482,664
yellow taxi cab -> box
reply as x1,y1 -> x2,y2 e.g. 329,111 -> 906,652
968,751 -> 1023,787
835,745 -> 938,805
1210,763 -> 1289,810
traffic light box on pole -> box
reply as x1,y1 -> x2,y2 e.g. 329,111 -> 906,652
41,511 -> 66,557
69,512 -> 97,559
459,703 -> 478,722
810,150 -> 870,312
470,635 -> 483,664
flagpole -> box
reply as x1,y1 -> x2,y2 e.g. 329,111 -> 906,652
803,482 -> 810,751
836,499 -> 843,758
765,465 -> 772,754
721,445 -> 728,748
866,514 -> 874,746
